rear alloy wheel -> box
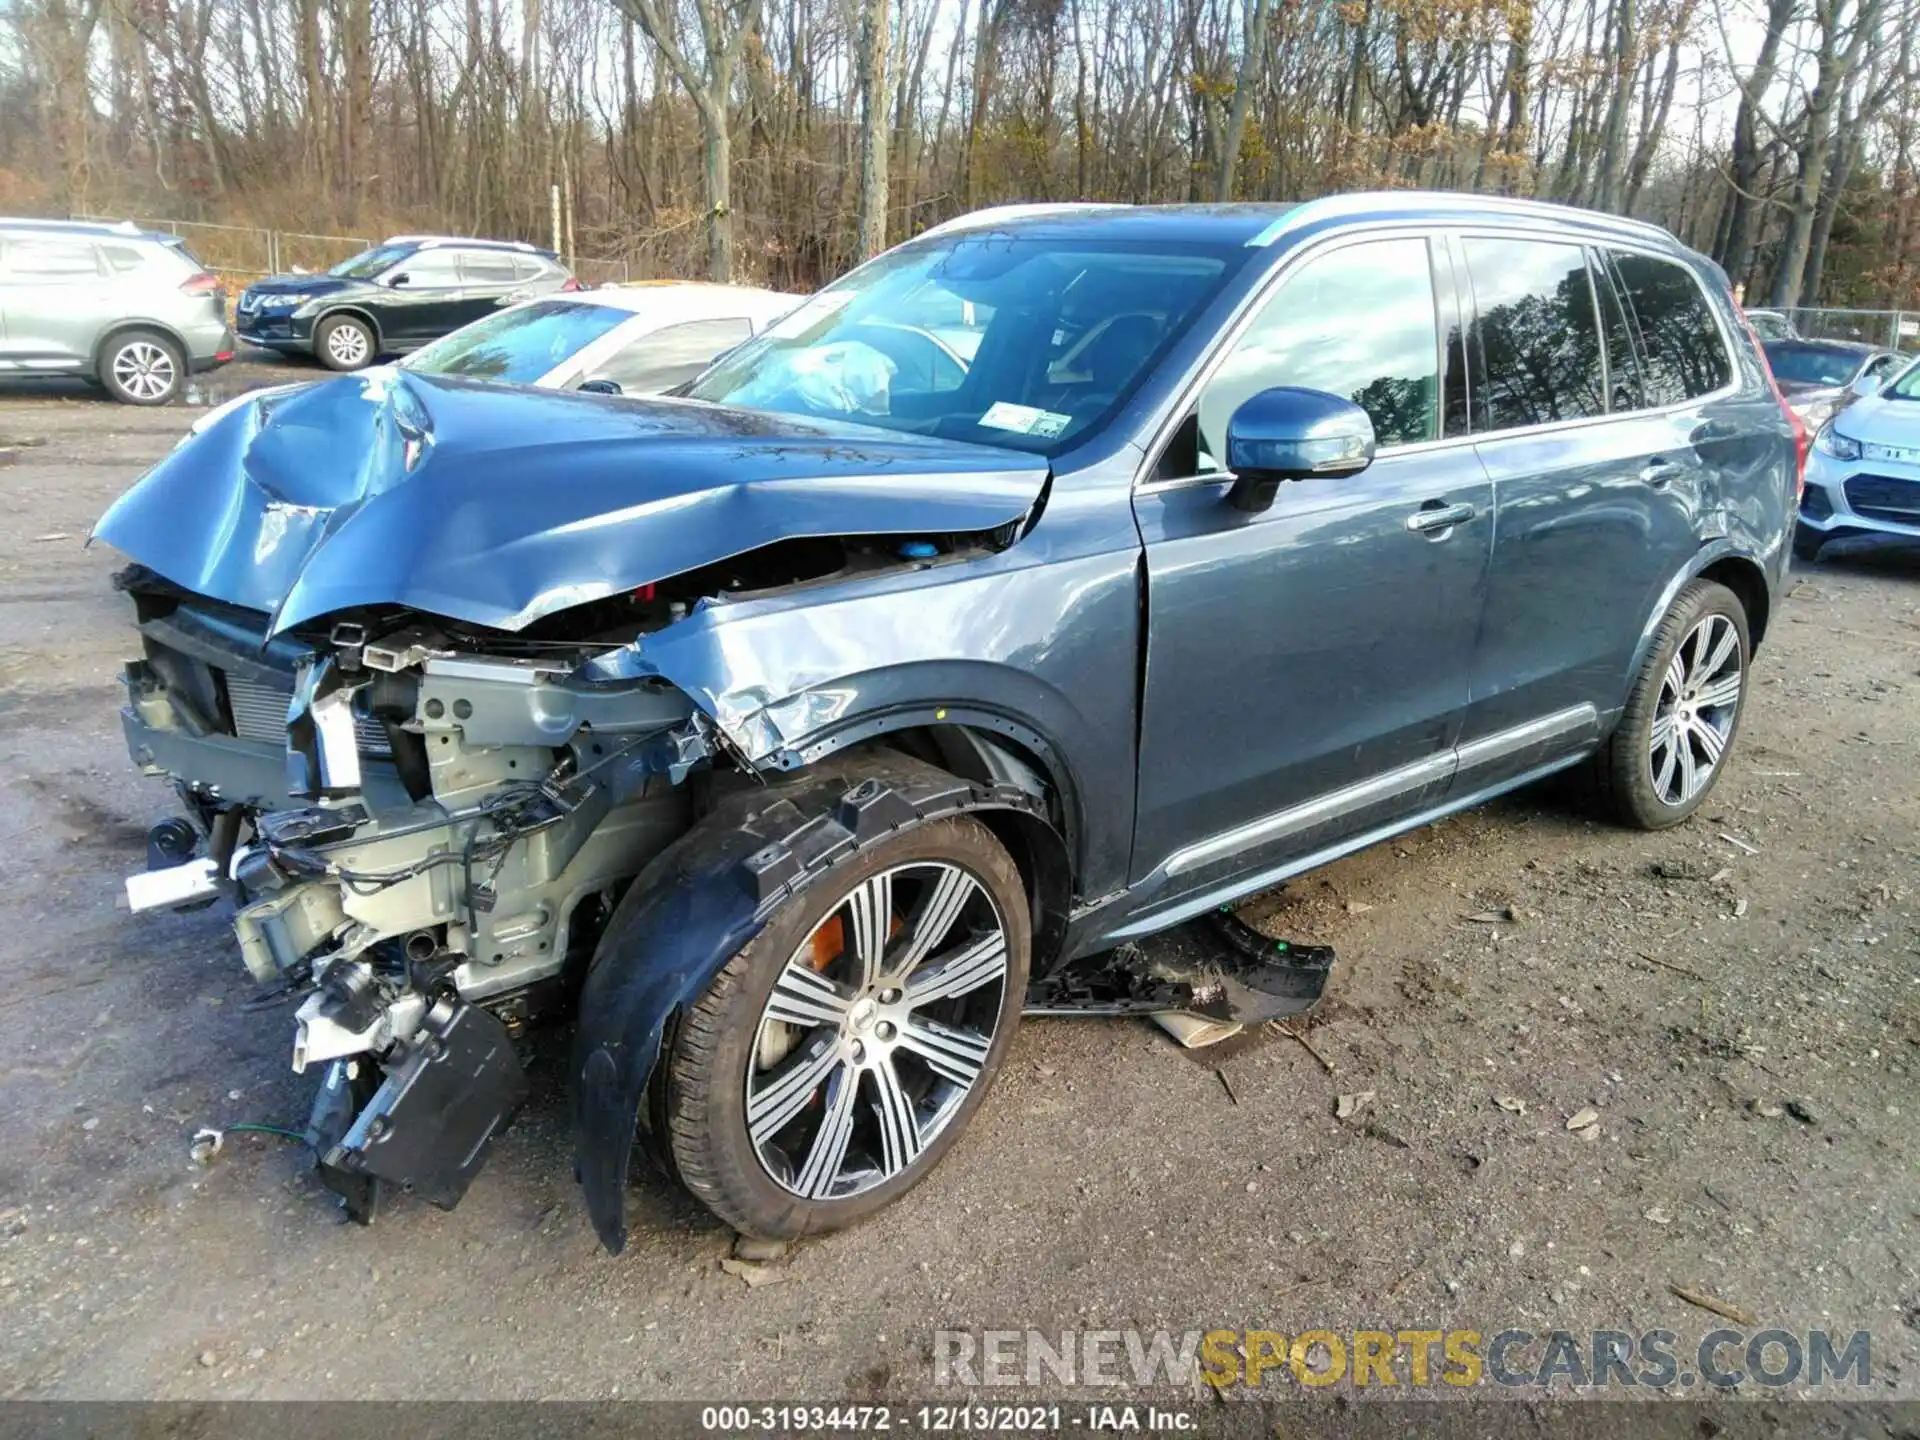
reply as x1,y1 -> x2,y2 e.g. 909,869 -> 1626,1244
662,814 -> 1029,1239
1590,578 -> 1750,829
315,313 -> 376,372
99,330 -> 184,405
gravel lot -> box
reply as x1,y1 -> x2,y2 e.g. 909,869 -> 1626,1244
0,360 -> 1916,1406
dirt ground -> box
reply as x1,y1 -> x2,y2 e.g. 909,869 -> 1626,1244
0,360 -> 1916,1406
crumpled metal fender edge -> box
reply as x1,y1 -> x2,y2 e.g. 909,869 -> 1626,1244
571,754 -> 1056,1254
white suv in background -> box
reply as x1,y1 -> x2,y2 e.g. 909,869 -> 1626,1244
1798,356 -> 1920,560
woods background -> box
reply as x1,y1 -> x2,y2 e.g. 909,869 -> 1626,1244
2,0 -> 1918,307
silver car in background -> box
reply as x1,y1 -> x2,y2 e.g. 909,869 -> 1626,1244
0,218 -> 235,404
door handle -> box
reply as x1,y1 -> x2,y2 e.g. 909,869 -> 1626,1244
1405,501 -> 1477,534
1640,456 -> 1678,487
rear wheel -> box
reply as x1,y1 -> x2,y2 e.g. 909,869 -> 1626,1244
98,329 -> 184,405
662,814 -> 1029,1240
315,313 -> 376,372
1590,578 -> 1749,830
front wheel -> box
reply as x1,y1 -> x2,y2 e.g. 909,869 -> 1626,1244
1590,578 -> 1750,830
661,814 -> 1029,1240
315,313 -> 376,371
1792,523 -> 1826,565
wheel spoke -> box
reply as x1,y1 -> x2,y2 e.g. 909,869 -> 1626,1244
764,962 -> 852,1029
1694,674 -> 1742,711
1652,728 -> 1679,799
1676,732 -> 1700,799
748,1038 -> 844,1146
1694,720 -> 1727,766
868,1055 -> 923,1176
898,1017 -> 991,1088
1697,618 -> 1738,681
904,932 -> 1007,1007
892,866 -> 977,978
794,1065 -> 859,1199
844,873 -> 893,990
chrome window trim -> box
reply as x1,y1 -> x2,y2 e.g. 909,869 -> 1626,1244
1134,224 -> 1746,493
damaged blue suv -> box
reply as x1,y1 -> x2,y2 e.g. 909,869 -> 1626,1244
95,194 -> 1797,1251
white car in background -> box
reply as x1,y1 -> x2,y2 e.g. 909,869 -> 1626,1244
1797,354 -> 1920,560
186,282 -> 799,438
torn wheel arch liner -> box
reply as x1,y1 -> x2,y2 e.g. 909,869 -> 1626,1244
570,755 -> 1062,1254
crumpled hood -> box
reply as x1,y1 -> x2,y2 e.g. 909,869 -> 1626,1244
92,371 -> 1049,635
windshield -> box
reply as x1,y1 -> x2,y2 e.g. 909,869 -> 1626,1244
329,244 -> 414,280
1763,341 -> 1864,389
402,300 -> 631,383
686,235 -> 1242,453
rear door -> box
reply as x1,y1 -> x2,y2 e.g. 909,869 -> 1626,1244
0,234 -> 106,373
452,250 -> 527,328
1129,232 -> 1492,895
1456,236 -> 1725,786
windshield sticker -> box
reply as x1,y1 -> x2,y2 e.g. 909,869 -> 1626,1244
980,401 -> 1070,438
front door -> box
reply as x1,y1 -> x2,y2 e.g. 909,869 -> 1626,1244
378,248 -> 469,344
0,233 -> 104,372
1130,233 -> 1492,900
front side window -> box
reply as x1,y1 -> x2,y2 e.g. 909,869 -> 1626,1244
1464,238 -> 1605,430
1609,251 -> 1732,405
1885,358 -> 1920,401
592,316 -> 753,393
392,250 -> 462,287
688,235 -> 1242,455
1198,236 -> 1440,460
402,299 -> 630,383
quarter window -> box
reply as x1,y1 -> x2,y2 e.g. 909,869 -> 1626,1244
1463,238 -> 1605,430
459,252 -> 522,285
1199,236 -> 1440,460
1607,251 -> 1732,405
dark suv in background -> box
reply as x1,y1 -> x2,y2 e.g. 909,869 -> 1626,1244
99,194 -> 1796,1250
236,234 -> 577,371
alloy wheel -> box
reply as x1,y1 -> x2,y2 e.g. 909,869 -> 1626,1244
111,341 -> 177,401
327,323 -> 371,366
745,862 -> 1007,1201
1648,612 -> 1743,807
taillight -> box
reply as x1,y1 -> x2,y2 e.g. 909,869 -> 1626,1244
559,277 -> 584,292
179,272 -> 222,296
1741,308 -> 1807,498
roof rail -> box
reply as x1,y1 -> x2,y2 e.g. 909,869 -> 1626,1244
916,202 -> 1130,240
383,233 -> 545,252
0,216 -> 144,236
1248,189 -> 1676,248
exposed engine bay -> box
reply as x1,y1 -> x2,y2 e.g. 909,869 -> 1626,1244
113,531 -> 987,1218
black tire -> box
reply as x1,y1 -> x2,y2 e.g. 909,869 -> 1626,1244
1792,524 -> 1826,565
1590,578 -> 1750,831
314,313 -> 377,372
97,329 -> 185,405
661,812 -> 1029,1240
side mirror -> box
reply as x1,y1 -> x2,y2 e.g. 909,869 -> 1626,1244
387,272 -> 410,288
1224,387 -> 1377,513
578,377 -> 622,396
1850,371 -> 1883,399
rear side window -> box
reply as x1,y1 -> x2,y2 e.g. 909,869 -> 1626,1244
1200,236 -> 1441,456
460,251 -> 522,285
101,244 -> 150,273
394,249 -> 462,286
4,236 -> 100,277
1463,238 -> 1605,430
1607,251 -> 1732,405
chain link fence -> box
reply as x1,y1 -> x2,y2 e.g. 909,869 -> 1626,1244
1780,307 -> 1920,351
